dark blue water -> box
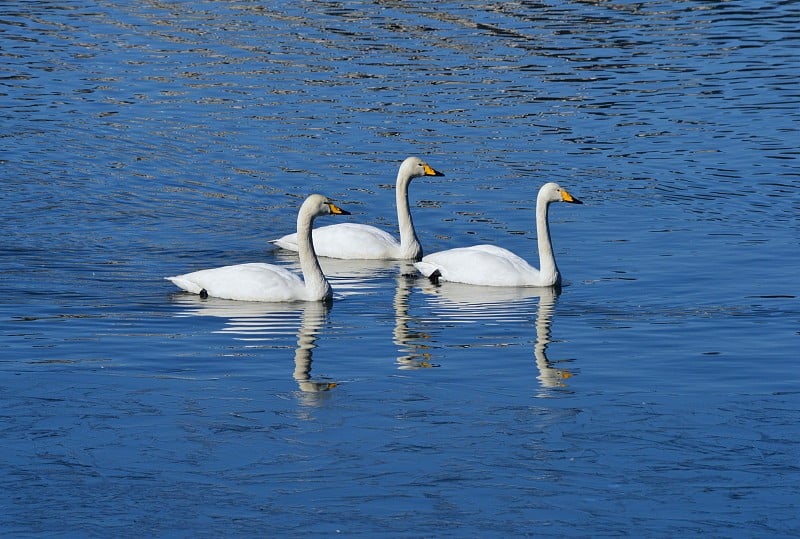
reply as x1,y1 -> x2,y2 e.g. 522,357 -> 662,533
2,1 -> 799,537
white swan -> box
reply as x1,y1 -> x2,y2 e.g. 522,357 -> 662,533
166,194 -> 350,302
414,182 -> 582,287
271,156 -> 444,260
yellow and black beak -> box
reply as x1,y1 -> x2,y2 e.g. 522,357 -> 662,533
561,189 -> 583,204
423,164 -> 445,177
328,203 -> 351,215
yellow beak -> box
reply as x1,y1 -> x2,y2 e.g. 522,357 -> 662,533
423,164 -> 445,177
328,203 -> 351,215
561,190 -> 583,204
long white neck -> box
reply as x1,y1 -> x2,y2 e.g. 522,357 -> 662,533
395,171 -> 422,259
536,197 -> 560,286
297,208 -> 332,301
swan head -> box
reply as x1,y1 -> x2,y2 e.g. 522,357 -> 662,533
303,194 -> 351,217
539,182 -> 583,205
399,156 -> 445,180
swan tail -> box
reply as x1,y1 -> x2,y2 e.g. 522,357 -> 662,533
270,233 -> 299,251
165,276 -> 204,295
414,261 -> 442,281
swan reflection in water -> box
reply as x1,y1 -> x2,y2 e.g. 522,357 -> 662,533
171,294 -> 336,404
414,281 -> 574,389
273,254 -> 439,369
392,264 -> 438,370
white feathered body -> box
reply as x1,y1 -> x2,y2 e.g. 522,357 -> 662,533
166,194 -> 347,302
413,182 -> 582,288
272,223 -> 408,260
167,262 -> 324,302
414,245 -> 555,287
271,157 -> 443,260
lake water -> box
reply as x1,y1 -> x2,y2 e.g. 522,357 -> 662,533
2,1 -> 799,537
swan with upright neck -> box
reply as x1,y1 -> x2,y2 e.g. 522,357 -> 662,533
166,194 -> 349,302
414,183 -> 582,287
271,156 -> 444,260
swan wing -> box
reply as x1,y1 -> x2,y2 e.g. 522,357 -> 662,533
416,245 -> 542,287
167,262 -> 307,302
273,223 -> 401,259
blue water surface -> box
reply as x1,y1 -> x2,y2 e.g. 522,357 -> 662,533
1,1 -> 799,537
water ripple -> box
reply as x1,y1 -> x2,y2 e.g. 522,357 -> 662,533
2,1 -> 799,536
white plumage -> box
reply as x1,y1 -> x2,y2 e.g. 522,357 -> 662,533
272,156 -> 444,260
166,194 -> 349,302
414,183 -> 582,287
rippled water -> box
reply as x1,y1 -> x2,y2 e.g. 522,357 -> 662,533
2,1 -> 799,537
